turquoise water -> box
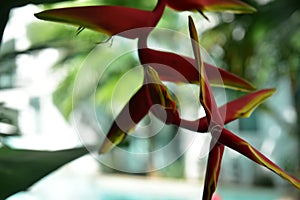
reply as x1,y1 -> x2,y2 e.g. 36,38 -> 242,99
217,186 -> 282,200
99,186 -> 282,200
100,193 -> 185,200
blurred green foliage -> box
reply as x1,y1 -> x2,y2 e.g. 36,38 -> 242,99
202,0 -> 300,88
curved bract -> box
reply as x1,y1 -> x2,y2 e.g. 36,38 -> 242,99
180,88 -> 276,132
34,1 -> 166,39
165,0 -> 256,13
219,129 -> 300,190
139,47 -> 256,91
219,88 -> 276,123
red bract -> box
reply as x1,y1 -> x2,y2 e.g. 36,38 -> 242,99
219,88 -> 276,123
203,143 -> 224,200
34,1 -> 166,39
165,0 -> 256,13
138,47 -> 255,91
179,88 -> 276,132
188,16 -> 223,130
219,129 -> 300,190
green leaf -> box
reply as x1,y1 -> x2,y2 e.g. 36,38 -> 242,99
0,146 -> 88,199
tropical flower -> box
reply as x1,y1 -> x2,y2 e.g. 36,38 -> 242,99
35,1 -> 300,200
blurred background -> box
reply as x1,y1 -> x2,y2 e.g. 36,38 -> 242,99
0,0 -> 300,199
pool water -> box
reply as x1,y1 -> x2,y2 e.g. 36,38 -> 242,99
217,186 -> 283,200
100,192 -> 186,200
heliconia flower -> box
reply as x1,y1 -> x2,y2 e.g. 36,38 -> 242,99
98,18 -> 276,160
97,63 -> 300,199
138,47 -> 256,92
34,0 -> 166,39
33,0 -> 300,198
165,0 -> 256,13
